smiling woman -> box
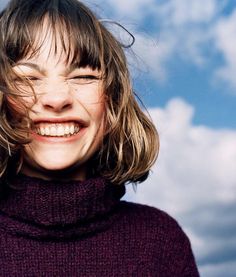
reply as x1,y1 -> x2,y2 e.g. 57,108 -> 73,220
0,0 -> 199,276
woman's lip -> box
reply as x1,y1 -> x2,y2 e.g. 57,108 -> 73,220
30,127 -> 86,143
33,117 -> 87,126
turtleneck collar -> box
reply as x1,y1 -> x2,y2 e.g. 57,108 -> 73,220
0,174 -> 126,240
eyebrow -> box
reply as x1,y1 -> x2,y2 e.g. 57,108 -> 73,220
14,62 -> 46,74
14,62 -> 81,75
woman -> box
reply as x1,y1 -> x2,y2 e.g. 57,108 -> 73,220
0,0 -> 199,276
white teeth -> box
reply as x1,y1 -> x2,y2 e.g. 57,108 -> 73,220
57,125 -> 64,136
65,125 -> 70,135
45,126 -> 50,136
50,126 -> 57,136
69,125 -> 75,134
35,123 -> 80,137
40,126 -> 45,136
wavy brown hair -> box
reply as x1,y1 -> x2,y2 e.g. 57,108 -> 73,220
0,0 -> 159,185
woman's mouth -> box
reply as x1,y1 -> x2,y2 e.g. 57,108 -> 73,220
34,122 -> 80,137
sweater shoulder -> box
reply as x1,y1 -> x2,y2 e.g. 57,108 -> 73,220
119,200 -> 190,242
120,200 -> 180,226
116,202 -> 199,276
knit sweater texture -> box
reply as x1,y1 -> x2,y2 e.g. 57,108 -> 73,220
0,175 -> 200,276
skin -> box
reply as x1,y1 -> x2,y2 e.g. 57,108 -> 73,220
13,26 -> 105,181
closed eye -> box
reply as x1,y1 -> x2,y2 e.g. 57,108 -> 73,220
26,76 -> 40,81
24,76 -> 42,86
13,76 -> 42,85
13,76 -> 39,81
68,75 -> 101,85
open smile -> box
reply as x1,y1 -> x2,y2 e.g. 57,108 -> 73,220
35,122 -> 80,137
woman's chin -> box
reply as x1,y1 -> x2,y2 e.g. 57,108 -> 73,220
21,158 -> 87,181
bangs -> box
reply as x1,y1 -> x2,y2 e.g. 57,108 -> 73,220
3,0 -> 102,69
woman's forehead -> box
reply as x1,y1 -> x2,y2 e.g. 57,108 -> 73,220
23,24 -> 75,66
20,17 -> 100,70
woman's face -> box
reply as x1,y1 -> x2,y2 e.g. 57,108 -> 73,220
13,30 -> 105,180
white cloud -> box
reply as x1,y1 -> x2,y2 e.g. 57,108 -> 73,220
156,0 -> 220,27
127,32 -> 176,82
104,0 -> 156,20
90,0 -> 224,81
214,9 -> 236,89
92,0 -> 236,90
200,261 -> 236,277
127,98 -> 236,209
124,98 -> 236,275
98,0 -> 221,24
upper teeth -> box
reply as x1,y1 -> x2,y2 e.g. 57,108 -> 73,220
36,123 -> 80,137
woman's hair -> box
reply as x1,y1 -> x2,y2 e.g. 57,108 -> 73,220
0,0 -> 159,185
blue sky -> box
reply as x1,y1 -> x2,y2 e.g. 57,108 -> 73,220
1,0 -> 236,276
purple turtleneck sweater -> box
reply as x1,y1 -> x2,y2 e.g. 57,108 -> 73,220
0,175 -> 199,276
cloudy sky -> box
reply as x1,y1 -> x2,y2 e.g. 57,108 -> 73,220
1,0 -> 236,276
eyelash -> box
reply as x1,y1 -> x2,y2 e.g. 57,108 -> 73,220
67,75 -> 101,85
26,76 -> 40,81
70,75 -> 100,80
13,76 -> 41,85
20,76 -> 98,79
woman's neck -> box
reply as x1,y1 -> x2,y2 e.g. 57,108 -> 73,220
20,161 -> 88,181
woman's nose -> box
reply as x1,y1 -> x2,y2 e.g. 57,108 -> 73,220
39,83 -> 73,113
